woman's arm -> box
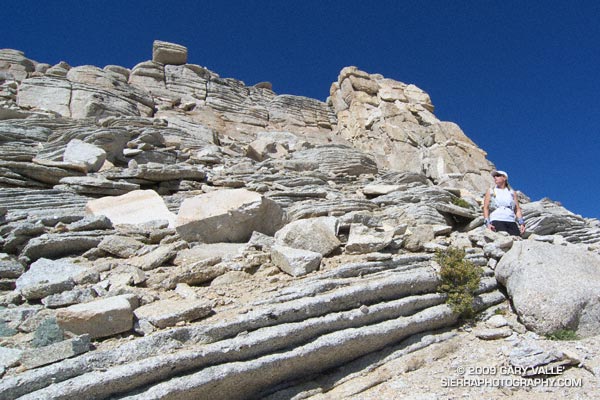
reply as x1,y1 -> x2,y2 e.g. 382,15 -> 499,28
483,189 -> 494,230
513,191 -> 525,234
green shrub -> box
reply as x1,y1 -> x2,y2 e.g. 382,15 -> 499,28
451,197 -> 470,208
493,308 -> 507,315
435,247 -> 481,319
545,329 -> 579,341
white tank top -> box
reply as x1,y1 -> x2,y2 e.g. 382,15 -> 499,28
490,187 -> 516,222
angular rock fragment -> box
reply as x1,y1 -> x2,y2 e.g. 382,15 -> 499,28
152,40 -> 188,65
56,294 -> 138,339
20,334 -> 91,370
274,216 -> 340,256
15,258 -> 87,300
175,189 -> 284,243
271,245 -> 322,277
345,223 -> 394,254
98,235 -> 145,258
63,139 -> 106,172
133,298 -> 212,330
86,189 -> 176,227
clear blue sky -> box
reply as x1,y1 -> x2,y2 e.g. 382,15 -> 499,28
3,1 -> 599,219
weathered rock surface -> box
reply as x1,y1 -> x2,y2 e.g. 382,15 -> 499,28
175,188 -> 284,243
15,258 -> 87,300
329,66 -> 494,192
274,216 -> 340,256
56,294 -> 138,339
496,240 -> 600,337
152,40 -> 188,65
0,41 -> 598,399
63,139 -> 106,172
271,245 -> 322,276
86,189 -> 176,227
133,297 -> 212,330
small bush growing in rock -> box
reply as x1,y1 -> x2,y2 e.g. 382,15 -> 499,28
435,247 -> 481,319
451,197 -> 471,209
545,329 -> 579,341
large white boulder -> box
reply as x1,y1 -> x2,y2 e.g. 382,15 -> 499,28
496,241 -> 600,337
175,189 -> 284,243
85,190 -> 176,227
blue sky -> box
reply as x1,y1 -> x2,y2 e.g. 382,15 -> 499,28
3,1 -> 599,219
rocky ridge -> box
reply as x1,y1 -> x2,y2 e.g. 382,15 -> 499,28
1,41 -> 600,399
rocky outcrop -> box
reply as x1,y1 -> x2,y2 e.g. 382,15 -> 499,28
329,66 -> 494,192
496,240 -> 600,337
1,41 -> 599,398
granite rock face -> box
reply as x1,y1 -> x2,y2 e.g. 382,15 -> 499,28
496,240 -> 600,337
0,41 -> 599,399
329,66 -> 494,192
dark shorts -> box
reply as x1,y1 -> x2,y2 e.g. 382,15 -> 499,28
491,220 -> 521,236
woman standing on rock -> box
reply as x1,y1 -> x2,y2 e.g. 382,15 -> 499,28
483,170 -> 525,236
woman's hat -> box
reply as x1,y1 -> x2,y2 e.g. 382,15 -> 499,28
491,170 -> 508,179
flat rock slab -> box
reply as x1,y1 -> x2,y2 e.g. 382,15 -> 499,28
86,189 -> 176,227
15,258 -> 86,300
134,298 -> 212,329
173,243 -> 246,266
19,335 -> 91,370
496,241 -> 600,337
56,294 -> 138,339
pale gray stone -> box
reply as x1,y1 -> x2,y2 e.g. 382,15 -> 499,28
173,243 -> 245,266
98,235 -> 145,258
15,258 -> 87,300
210,271 -> 252,286
473,327 -> 512,340
63,139 -> 107,172
126,242 -> 183,271
271,245 -> 322,277
0,346 -> 22,370
508,339 -> 564,370
66,214 -> 113,232
42,288 -> 97,308
345,223 -> 394,254
403,225 -> 435,252
175,189 -> 284,243
280,145 -> 378,177
362,184 -> 402,197
56,294 -> 138,339
0,253 -> 24,279
133,298 -> 212,330
86,189 -> 176,227
20,231 -> 105,261
486,314 -> 509,328
20,335 -> 91,369
56,176 -> 140,196
152,40 -> 188,65
274,217 -> 340,256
